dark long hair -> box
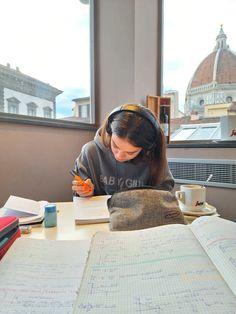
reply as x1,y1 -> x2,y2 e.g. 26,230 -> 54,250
100,105 -> 167,185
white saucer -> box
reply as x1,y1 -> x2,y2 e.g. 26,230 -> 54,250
178,202 -> 217,217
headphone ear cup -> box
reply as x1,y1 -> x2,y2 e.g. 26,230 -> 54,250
106,119 -> 112,134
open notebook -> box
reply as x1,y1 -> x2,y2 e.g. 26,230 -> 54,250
73,195 -> 111,225
0,195 -> 47,225
73,216 -> 236,313
0,216 -> 235,313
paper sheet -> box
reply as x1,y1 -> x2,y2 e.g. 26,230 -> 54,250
190,216 -> 236,296
3,195 -> 46,215
0,238 -> 90,314
0,195 -> 47,225
74,220 -> 236,313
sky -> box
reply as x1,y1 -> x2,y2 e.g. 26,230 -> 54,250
0,0 -> 90,117
1,0 -> 236,117
163,0 -> 236,111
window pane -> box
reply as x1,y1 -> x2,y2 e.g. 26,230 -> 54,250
211,126 -> 221,139
163,0 -> 236,142
0,0 -> 93,123
171,128 -> 196,141
189,127 -> 217,140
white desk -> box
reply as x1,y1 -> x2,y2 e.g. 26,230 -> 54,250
22,202 -> 109,240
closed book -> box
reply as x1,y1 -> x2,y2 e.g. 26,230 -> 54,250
0,216 -> 21,259
73,195 -> 110,225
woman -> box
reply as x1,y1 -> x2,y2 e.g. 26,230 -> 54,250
72,103 -> 174,197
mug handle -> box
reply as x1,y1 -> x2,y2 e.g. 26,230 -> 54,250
175,191 -> 185,204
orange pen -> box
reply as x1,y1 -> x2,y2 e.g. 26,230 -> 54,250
70,170 -> 92,193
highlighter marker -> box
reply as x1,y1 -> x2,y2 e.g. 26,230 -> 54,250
70,170 -> 92,193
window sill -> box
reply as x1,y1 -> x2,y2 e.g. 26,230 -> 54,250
168,140 -> 236,148
0,113 -> 97,130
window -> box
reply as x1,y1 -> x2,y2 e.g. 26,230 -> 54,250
0,0 -> 94,126
163,0 -> 236,143
27,102 -> 37,116
199,100 -> 204,106
171,123 -> 221,141
71,96 -> 90,122
80,105 -> 90,119
43,107 -> 53,119
226,96 -> 233,103
7,97 -> 19,114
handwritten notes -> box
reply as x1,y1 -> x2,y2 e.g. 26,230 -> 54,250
1,216 -> 235,313
191,216 -> 236,296
0,238 -> 90,314
74,222 -> 236,313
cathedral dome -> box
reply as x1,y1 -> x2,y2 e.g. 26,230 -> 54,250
185,26 -> 236,116
190,47 -> 236,88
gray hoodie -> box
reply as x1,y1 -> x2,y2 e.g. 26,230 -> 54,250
74,130 -> 174,195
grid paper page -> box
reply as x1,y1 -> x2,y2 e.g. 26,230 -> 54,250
74,223 -> 236,314
0,238 -> 90,314
190,216 -> 236,296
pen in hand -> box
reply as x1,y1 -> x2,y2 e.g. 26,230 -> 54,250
70,170 -> 92,193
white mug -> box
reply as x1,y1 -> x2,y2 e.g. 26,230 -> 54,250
175,184 -> 206,212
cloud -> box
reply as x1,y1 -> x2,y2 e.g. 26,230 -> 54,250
0,0 -> 91,118
163,0 -> 236,109
56,87 -> 88,117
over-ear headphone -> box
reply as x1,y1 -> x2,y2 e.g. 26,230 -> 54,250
106,103 -> 159,135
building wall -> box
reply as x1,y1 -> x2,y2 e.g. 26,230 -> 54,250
204,103 -> 230,117
4,88 -> 54,117
164,90 -> 179,119
186,83 -> 236,116
0,63 -> 61,118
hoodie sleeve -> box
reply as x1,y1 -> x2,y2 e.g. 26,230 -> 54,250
73,141 -> 107,195
74,143 -> 93,180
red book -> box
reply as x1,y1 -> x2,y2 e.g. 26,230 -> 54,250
0,216 -> 21,259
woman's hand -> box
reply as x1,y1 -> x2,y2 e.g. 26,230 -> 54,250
72,178 -> 94,197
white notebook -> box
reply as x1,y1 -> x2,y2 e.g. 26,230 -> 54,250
73,195 -> 111,225
0,195 -> 47,225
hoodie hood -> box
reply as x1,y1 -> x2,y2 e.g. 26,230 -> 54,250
94,128 -> 110,153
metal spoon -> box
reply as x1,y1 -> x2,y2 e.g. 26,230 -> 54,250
202,174 -> 213,187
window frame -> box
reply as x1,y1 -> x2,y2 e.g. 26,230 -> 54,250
0,0 -> 96,131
